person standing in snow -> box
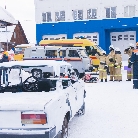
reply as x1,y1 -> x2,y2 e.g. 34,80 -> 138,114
106,45 -> 115,81
0,53 -> 9,63
124,43 -> 135,81
95,51 -> 108,82
128,42 -> 138,89
114,47 -> 122,82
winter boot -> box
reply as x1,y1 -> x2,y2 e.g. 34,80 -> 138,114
105,79 -> 107,82
101,79 -> 103,82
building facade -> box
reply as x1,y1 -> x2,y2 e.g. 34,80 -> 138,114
35,0 -> 138,60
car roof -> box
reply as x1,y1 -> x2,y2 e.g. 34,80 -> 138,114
0,60 -> 72,68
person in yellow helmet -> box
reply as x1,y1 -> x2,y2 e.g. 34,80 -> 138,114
124,43 -> 135,81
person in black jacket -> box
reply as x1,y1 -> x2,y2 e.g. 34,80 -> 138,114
0,54 -> 9,63
0,54 -> 9,86
128,42 -> 138,89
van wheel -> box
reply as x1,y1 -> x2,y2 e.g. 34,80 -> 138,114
31,69 -> 42,79
61,116 -> 68,138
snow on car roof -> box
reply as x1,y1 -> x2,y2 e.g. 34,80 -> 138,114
0,60 -> 72,76
0,60 -> 71,68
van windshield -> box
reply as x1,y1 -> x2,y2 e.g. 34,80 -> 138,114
85,46 -> 95,56
15,48 -> 25,54
79,49 -> 88,58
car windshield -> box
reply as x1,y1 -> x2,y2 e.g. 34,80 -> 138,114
0,62 -> 73,93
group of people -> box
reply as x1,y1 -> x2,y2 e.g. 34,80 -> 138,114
96,42 -> 138,89
96,45 -> 122,82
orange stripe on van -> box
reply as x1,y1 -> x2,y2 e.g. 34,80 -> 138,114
89,56 -> 97,59
64,58 -> 82,61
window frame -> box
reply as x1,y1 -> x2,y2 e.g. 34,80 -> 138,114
105,6 -> 117,18
55,11 -> 66,22
72,9 -> 83,20
42,12 -> 52,22
124,5 -> 135,17
87,8 -> 97,19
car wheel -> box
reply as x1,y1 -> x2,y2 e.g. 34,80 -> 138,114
31,69 -> 42,79
61,117 -> 68,138
77,102 -> 85,116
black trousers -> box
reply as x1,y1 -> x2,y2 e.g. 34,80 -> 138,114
133,62 -> 138,88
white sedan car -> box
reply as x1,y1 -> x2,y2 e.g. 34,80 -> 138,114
0,60 -> 86,138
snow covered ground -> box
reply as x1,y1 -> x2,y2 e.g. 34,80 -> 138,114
68,61 -> 138,138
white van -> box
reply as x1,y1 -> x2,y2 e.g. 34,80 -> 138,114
23,46 -> 93,78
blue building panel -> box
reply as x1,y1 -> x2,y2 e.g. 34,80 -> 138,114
36,17 -> 138,53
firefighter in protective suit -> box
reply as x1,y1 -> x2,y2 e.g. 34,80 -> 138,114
128,42 -> 138,89
95,51 -> 108,82
114,47 -> 122,82
107,45 -> 115,81
124,43 -> 134,81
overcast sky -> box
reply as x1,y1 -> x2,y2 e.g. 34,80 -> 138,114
0,0 -> 36,43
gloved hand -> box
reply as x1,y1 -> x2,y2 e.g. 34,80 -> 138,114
104,65 -> 108,70
128,63 -> 132,68
114,65 -> 117,68
109,58 -> 114,62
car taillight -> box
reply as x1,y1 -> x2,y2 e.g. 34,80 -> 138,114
21,114 -> 47,124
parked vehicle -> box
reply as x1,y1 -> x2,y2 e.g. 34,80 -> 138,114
83,72 -> 99,83
39,38 -> 104,71
14,44 -> 33,61
0,60 -> 86,138
23,46 -> 93,78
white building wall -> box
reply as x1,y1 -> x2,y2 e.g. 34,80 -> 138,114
35,0 -> 138,24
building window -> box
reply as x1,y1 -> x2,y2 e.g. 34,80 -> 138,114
42,13 -> 46,22
60,11 -> 65,21
124,35 -> 128,40
105,7 -> 116,18
72,10 -> 83,20
14,32 -> 16,39
55,11 -> 65,22
124,6 -> 135,17
87,9 -> 97,19
42,12 -> 52,22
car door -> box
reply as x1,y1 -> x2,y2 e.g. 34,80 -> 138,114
65,83 -> 78,118
71,79 -> 85,111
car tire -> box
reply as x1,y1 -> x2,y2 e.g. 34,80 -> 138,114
77,102 -> 85,116
61,116 -> 68,138
31,69 -> 42,79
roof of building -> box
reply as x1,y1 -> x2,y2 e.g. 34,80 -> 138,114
0,25 -> 16,42
0,6 -> 17,25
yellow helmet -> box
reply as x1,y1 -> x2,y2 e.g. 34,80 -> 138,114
136,42 -> 138,46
